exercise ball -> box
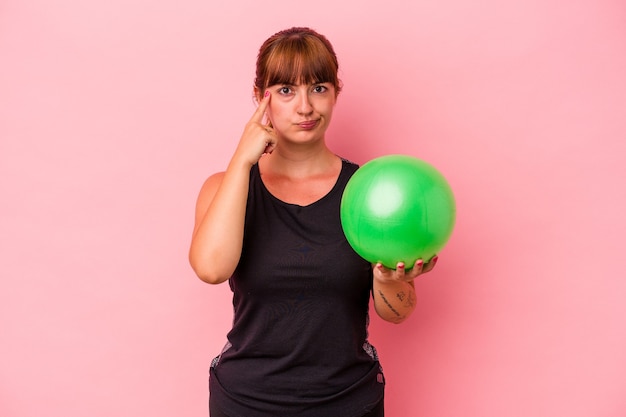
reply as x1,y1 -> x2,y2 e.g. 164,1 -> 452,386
340,155 -> 455,269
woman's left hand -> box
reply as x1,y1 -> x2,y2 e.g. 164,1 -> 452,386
373,255 -> 439,284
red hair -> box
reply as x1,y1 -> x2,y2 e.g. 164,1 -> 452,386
254,27 -> 341,96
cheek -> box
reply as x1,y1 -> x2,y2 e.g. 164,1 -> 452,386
318,97 -> 337,113
267,103 -> 287,122
264,109 -> 282,129
321,102 -> 336,118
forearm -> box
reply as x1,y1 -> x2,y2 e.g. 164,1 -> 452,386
189,159 -> 251,284
373,279 -> 417,324
190,91 -> 276,284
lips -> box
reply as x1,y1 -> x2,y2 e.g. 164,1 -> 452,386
297,120 -> 319,130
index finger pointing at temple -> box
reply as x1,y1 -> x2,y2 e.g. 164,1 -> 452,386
251,90 -> 271,123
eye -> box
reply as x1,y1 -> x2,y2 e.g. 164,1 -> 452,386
278,86 -> 293,95
313,85 -> 328,93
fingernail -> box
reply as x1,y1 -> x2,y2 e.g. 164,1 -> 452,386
264,90 -> 270,97
397,263 -> 405,269
415,260 -> 424,268
431,256 -> 439,264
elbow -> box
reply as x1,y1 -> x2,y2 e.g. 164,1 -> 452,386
188,252 -> 232,285
193,267 -> 228,285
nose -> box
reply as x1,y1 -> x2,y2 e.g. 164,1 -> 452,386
297,93 -> 314,115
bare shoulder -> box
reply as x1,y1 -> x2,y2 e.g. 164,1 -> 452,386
198,171 -> 225,199
193,171 -> 225,229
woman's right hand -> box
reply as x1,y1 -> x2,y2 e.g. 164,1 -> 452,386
233,90 -> 277,167
190,91 -> 276,284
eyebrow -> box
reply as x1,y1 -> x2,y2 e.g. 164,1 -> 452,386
277,80 -> 329,86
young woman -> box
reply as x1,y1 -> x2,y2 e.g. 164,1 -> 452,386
189,27 -> 438,417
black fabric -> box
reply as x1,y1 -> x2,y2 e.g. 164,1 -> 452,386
362,397 -> 385,417
209,159 -> 384,417
210,394 -> 384,417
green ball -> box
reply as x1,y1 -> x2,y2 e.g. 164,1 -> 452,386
340,155 -> 456,269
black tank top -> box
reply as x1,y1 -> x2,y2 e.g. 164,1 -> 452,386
209,159 -> 384,417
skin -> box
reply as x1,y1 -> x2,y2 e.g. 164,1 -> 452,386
189,82 -> 438,323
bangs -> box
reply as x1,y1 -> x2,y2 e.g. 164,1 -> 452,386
262,35 -> 338,88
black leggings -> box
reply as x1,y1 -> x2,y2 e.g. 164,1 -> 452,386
209,397 -> 384,417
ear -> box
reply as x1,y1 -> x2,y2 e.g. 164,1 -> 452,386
253,86 -> 262,103
335,79 -> 343,98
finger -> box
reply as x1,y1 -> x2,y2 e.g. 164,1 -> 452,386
262,123 -> 277,154
396,262 -> 406,278
251,90 -> 271,123
374,263 -> 391,277
264,136 -> 277,154
410,259 -> 424,276
422,255 -> 438,273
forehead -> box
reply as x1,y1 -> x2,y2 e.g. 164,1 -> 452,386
271,80 -> 332,86
263,46 -> 336,86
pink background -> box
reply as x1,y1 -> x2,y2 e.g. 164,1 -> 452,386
2,0 -> 625,416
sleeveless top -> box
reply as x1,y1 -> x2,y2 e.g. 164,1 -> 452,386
209,158 -> 384,417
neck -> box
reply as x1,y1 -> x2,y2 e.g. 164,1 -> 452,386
260,143 -> 338,178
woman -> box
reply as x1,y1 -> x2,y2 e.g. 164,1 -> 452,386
189,27 -> 437,417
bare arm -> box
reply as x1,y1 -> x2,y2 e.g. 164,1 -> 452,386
189,91 -> 276,284
372,257 -> 438,323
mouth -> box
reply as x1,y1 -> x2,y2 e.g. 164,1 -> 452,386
297,120 -> 319,130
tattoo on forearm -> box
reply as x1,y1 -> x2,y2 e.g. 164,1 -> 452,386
397,290 -> 416,308
377,290 -> 401,317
